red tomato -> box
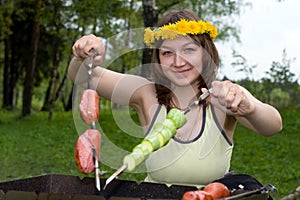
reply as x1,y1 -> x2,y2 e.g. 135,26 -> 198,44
203,182 -> 230,199
182,190 -> 213,200
194,190 -> 213,200
182,191 -> 199,200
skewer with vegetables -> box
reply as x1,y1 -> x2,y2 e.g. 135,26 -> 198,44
123,107 -> 187,171
103,89 -> 212,189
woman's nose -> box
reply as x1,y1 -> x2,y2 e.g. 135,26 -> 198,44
173,53 -> 186,67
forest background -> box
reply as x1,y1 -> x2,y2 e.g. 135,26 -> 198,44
0,0 -> 299,199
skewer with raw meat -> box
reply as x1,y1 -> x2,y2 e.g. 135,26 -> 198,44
75,88 -> 101,174
73,50 -> 102,190
79,89 -> 99,128
74,129 -> 101,174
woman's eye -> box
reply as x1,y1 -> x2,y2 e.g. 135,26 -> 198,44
183,48 -> 195,53
162,51 -> 173,56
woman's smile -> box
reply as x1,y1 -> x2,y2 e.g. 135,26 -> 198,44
159,37 -> 203,86
173,67 -> 193,77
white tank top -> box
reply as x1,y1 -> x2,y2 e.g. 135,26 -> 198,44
144,104 -> 233,188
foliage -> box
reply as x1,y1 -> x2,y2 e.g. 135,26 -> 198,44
0,107 -> 299,199
235,49 -> 299,108
0,1 -> 14,40
231,49 -> 258,81
231,107 -> 300,199
1,0 -> 254,114
266,49 -> 296,85
269,88 -> 290,108
186,0 -> 251,43
155,0 -> 251,43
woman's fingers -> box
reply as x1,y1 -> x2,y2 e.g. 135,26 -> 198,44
72,34 -> 105,62
210,80 -> 252,115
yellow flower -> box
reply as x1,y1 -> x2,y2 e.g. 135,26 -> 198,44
144,28 -> 154,46
176,19 -> 189,35
210,26 -> 218,41
143,18 -> 218,47
154,29 -> 162,40
187,20 -> 200,34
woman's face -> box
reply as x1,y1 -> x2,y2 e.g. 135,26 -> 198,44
159,36 -> 203,88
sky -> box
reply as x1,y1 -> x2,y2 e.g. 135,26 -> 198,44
216,0 -> 300,82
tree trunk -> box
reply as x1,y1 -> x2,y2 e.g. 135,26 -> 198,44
65,84 -> 75,112
41,39 -> 60,113
48,49 -> 60,120
3,33 -> 20,110
22,0 -> 41,116
1,0 -> 15,110
141,0 -> 158,78
2,39 -> 13,109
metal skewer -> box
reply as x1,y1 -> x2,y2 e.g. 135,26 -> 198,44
87,49 -> 99,89
221,184 -> 277,200
183,88 -> 212,114
103,88 -> 213,190
92,149 -> 101,191
103,164 -> 127,190
87,49 -> 102,191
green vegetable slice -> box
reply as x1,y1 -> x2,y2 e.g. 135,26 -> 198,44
144,133 -> 163,150
167,108 -> 187,128
123,151 -> 144,171
141,140 -> 154,153
162,118 -> 176,133
158,127 -> 173,141
132,143 -> 151,156
123,108 -> 187,171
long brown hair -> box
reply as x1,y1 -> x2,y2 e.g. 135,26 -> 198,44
151,9 -> 219,110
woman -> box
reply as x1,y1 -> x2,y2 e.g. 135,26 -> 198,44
68,9 -> 282,187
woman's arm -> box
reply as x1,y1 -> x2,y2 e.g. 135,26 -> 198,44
208,80 -> 282,137
236,89 -> 282,136
67,34 -> 155,110
235,88 -> 282,136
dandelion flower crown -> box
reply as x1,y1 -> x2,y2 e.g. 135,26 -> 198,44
144,18 -> 218,48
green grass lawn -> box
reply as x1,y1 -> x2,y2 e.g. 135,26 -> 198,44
0,107 -> 299,199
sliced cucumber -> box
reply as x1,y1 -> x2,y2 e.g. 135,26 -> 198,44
144,133 -> 163,150
141,140 -> 154,153
167,108 -> 187,128
132,143 -> 151,156
123,108 -> 187,171
158,127 -> 173,141
162,118 -> 176,133
123,151 -> 145,171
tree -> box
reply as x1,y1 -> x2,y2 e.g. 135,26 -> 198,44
264,49 -> 299,107
1,1 -> 14,109
231,50 -> 257,81
155,0 -> 251,42
141,0 -> 158,78
0,0 -> 253,115
266,49 -> 296,88
22,0 -> 42,116
2,0 -> 36,110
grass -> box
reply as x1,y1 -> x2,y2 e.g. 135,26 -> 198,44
0,107 -> 299,199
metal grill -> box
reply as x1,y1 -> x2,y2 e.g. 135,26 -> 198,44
0,174 -> 269,200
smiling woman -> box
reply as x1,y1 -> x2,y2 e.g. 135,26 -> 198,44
159,38 -> 204,87
67,8 -> 282,189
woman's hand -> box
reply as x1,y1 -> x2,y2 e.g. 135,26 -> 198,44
203,80 -> 255,116
72,34 -> 105,66
202,80 -> 282,136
